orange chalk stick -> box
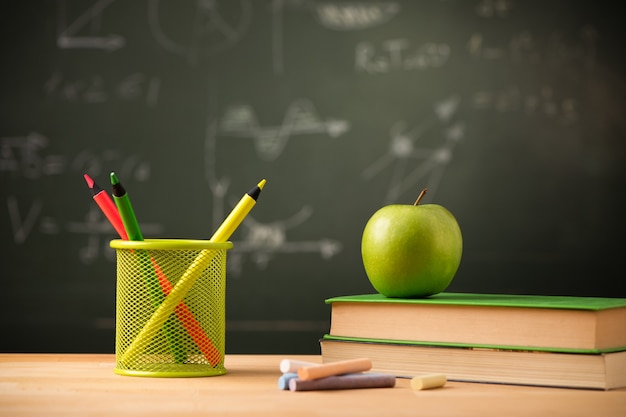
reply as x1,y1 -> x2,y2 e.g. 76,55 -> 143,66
298,358 -> 372,381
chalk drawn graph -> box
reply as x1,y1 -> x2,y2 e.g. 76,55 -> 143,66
222,205 -> 343,276
362,96 -> 465,203
205,99 -> 344,275
208,96 -> 465,275
219,99 -> 350,161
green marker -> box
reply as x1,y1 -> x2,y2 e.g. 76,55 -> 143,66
110,171 -> 185,363
110,172 -> 143,241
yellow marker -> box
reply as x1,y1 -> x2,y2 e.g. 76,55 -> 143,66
121,179 -> 266,364
210,179 -> 266,242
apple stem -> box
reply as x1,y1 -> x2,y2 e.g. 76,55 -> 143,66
414,188 -> 428,206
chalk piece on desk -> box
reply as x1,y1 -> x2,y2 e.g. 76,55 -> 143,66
278,373 -> 298,390
289,373 -> 395,392
411,374 -> 447,390
279,358 -> 319,374
298,357 -> 372,381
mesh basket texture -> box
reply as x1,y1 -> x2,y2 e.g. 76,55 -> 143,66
111,239 -> 231,377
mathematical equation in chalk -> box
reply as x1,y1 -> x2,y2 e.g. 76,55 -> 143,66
1,132 -> 162,264
44,72 -> 161,105
355,28 -> 598,75
471,86 -> 578,124
0,132 -> 150,180
5,195 -> 163,265
467,27 -> 598,68
52,0 -> 601,84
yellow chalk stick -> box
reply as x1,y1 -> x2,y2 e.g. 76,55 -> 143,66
411,374 -> 447,390
298,358 -> 372,381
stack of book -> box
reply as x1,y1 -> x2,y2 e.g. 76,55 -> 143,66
320,292 -> 626,390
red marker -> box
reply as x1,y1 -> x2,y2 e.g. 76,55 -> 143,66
84,173 -> 128,240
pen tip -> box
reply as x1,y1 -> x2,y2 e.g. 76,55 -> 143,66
83,173 -> 94,188
257,179 -> 266,190
110,172 -> 119,185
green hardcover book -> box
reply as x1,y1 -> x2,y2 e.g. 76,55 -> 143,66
325,293 -> 626,353
320,336 -> 626,390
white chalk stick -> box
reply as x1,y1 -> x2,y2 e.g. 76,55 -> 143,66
279,359 -> 320,374
411,374 -> 447,390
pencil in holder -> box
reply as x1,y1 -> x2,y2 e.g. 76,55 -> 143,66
110,239 -> 233,377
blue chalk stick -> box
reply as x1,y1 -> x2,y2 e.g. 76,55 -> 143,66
278,373 -> 299,390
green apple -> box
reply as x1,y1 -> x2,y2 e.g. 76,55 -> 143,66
361,189 -> 462,298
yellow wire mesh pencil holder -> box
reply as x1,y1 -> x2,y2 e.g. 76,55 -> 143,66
110,239 -> 233,377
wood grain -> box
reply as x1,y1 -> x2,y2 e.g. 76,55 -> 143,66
1,354 -> 625,417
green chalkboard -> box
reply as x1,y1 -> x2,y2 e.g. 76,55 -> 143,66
1,0 -> 625,354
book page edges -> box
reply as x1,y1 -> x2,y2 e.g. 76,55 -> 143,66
329,302 -> 619,351
322,334 -> 626,354
604,350 -> 626,389
320,338 -> 626,389
326,293 -> 626,311
596,308 -> 626,350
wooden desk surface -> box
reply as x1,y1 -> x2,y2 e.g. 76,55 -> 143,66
1,354 -> 625,417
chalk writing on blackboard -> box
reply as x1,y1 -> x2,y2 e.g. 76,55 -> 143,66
475,0 -> 514,18
356,39 -> 451,74
1,133 -> 66,179
312,2 -> 400,30
6,196 -> 42,245
205,99 -> 344,276
66,205 -> 164,264
44,72 -> 161,106
6,195 -> 164,263
57,0 -> 125,51
219,98 -> 350,162
362,96 -> 464,203
148,0 -> 252,63
226,205 -> 343,276
1,133 -> 161,263
0,134 -> 151,181
467,27 -> 598,67
471,86 -> 578,124
271,1 -> 401,74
